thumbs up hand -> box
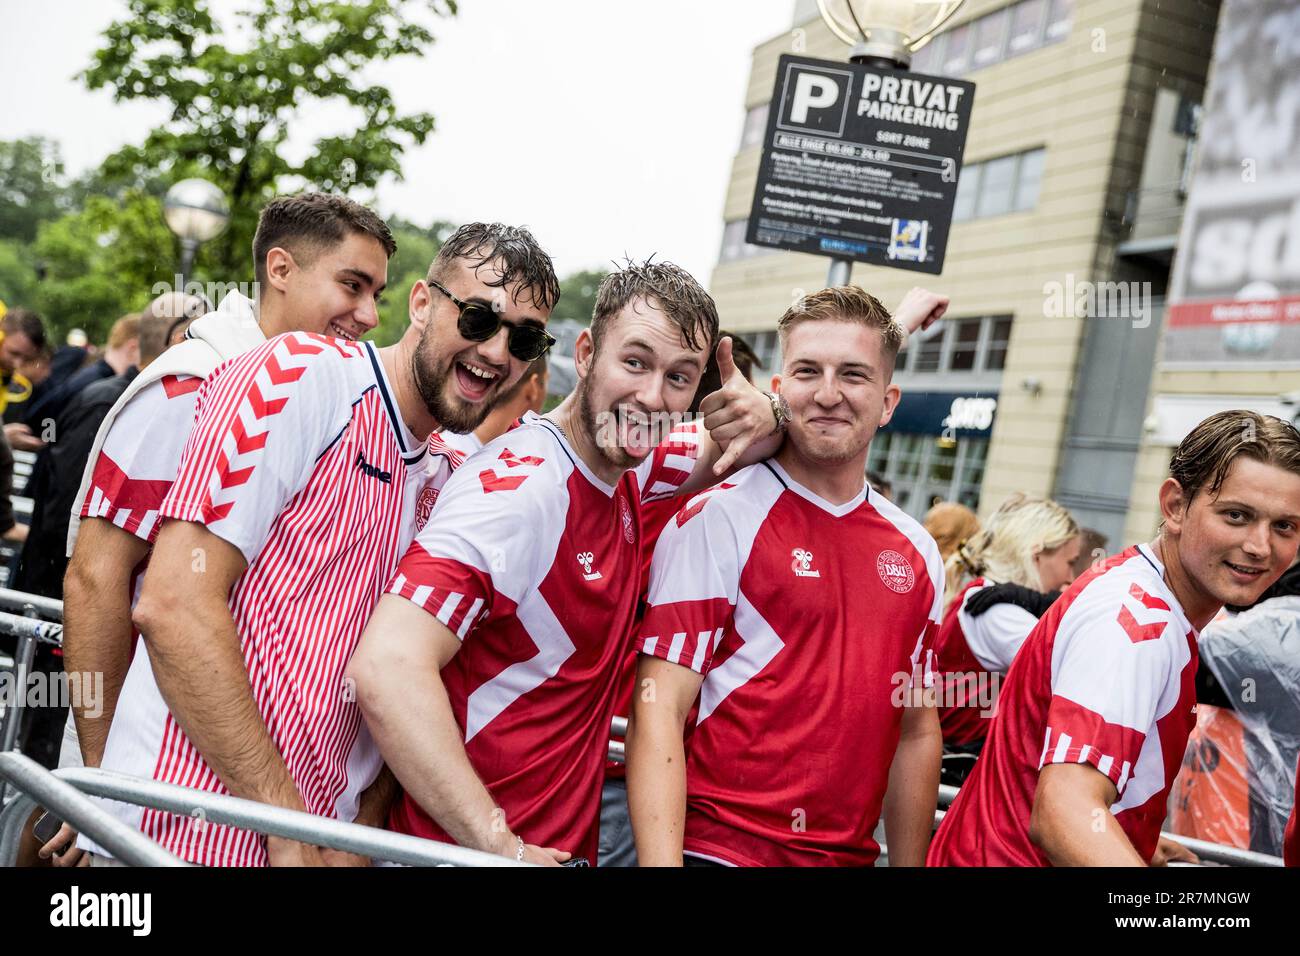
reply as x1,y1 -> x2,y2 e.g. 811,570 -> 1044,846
698,336 -> 781,476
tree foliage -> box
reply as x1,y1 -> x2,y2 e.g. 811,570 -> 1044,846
0,138 -> 69,244
551,267 -> 607,326
83,0 -> 457,280
371,217 -> 457,346
31,191 -> 177,341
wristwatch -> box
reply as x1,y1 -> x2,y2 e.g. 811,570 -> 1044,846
762,391 -> 790,432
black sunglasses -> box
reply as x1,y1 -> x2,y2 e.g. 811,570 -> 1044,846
428,279 -> 555,362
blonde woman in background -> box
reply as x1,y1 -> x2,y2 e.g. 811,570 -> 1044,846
930,493 -> 1081,783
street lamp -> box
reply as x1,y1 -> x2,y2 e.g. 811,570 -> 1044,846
815,0 -> 966,285
817,0 -> 965,66
163,178 -> 230,285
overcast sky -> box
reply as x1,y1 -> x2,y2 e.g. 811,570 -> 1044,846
1,0 -> 796,281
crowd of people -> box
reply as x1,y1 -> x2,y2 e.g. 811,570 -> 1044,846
3,189 -> 1299,868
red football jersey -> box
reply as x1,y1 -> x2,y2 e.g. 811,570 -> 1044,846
386,412 -> 700,862
605,495 -> 683,781
637,460 -> 944,866
927,544 -> 1199,866
934,578 -> 1039,746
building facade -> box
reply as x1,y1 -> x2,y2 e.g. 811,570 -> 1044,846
710,0 -> 1225,548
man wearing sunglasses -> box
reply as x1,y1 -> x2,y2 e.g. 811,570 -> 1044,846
349,259 -> 790,865
76,222 -> 561,867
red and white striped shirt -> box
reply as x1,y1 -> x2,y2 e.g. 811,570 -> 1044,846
79,373 -> 204,545
638,461 -> 944,866
928,544 -> 1199,866
386,411 -> 700,862
82,332 -> 458,866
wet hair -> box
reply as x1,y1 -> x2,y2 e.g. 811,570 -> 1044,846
1168,410 -> 1300,506
777,285 -> 904,370
252,192 -> 396,286
590,258 -> 719,355
428,222 -> 560,311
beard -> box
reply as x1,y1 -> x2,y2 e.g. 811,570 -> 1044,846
577,370 -> 644,472
411,323 -> 497,434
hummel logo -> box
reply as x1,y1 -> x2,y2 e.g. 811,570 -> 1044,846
577,551 -> 602,581
355,451 -> 392,484
791,548 -> 820,578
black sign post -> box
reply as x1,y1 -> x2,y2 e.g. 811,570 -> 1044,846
747,53 -> 975,280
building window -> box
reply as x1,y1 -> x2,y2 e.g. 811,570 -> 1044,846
1008,0 -> 1048,53
1014,149 -> 1046,210
972,8 -> 1009,69
903,315 -> 1014,374
869,431 -> 991,519
949,318 -> 982,371
740,103 -> 770,150
986,317 -> 1013,370
952,148 -> 1046,223
976,154 -> 1018,218
1046,0 -> 1075,42
911,0 -> 1072,79
942,22 -> 972,74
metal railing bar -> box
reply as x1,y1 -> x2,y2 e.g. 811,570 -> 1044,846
55,767 -> 528,868
933,785 -> 1283,867
0,589 -> 63,622
0,752 -> 185,867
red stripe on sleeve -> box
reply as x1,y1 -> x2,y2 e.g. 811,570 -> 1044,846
1042,694 -> 1148,788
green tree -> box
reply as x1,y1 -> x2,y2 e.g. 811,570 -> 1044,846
83,0 -> 458,281
0,240 -> 40,313
551,267 -> 607,326
0,137 -> 69,243
370,217 -> 457,345
31,190 -> 176,341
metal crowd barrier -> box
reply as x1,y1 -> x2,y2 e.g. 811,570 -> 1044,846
0,753 -> 526,868
610,719 -> 1284,867
931,783 -> 1283,868
0,588 -> 63,621
0,752 -> 183,866
0,608 -> 63,761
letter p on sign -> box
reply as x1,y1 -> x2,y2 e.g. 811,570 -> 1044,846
791,72 -> 840,123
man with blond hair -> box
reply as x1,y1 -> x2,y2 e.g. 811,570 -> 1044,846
627,286 -> 946,867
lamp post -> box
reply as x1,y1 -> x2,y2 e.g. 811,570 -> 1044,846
163,178 -> 230,286
816,0 -> 965,286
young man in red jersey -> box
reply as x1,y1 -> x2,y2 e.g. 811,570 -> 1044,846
627,286 -> 946,867
928,411 -> 1300,866
348,260 -> 783,866
77,223 -> 561,867
600,291 -> 947,867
